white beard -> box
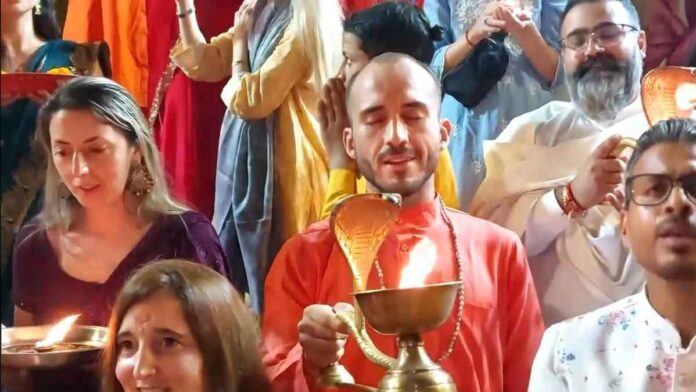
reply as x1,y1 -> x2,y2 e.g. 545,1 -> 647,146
566,48 -> 643,122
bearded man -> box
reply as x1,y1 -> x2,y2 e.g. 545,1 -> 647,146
470,0 -> 650,324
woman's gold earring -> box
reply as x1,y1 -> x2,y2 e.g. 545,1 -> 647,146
34,1 -> 41,15
126,160 -> 154,197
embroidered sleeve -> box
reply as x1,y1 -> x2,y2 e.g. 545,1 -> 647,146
170,28 -> 235,83
227,30 -> 309,119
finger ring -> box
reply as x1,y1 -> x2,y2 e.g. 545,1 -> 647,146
484,16 -> 491,26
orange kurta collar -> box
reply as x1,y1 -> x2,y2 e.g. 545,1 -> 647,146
393,195 -> 442,229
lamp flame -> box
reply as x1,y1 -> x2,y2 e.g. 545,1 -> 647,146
399,238 -> 437,288
35,314 -> 80,348
675,83 -> 696,116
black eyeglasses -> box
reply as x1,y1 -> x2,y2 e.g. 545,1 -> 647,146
561,22 -> 638,51
627,173 -> 696,206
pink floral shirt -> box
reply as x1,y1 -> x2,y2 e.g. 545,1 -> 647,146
530,289 -> 696,392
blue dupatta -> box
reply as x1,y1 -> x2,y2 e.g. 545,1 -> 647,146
213,1 -> 292,312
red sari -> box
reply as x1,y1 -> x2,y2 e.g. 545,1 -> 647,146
146,0 -> 241,218
343,0 -> 423,13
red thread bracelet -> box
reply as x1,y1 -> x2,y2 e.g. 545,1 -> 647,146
566,183 -> 586,212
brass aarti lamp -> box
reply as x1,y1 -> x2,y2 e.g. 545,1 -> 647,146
641,66 -> 696,126
319,193 -> 461,392
609,67 -> 696,165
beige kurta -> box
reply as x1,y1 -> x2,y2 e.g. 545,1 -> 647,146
171,28 -> 328,241
470,99 -> 649,324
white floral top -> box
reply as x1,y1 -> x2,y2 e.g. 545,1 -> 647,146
530,290 -> 696,392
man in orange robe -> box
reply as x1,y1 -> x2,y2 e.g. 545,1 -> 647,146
262,53 -> 544,392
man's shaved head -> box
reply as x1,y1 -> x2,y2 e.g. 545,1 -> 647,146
345,52 -> 442,117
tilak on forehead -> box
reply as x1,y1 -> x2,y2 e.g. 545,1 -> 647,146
134,312 -> 153,326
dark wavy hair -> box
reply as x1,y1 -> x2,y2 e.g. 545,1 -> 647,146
1,0 -> 62,66
344,0 -> 444,64
102,259 -> 271,392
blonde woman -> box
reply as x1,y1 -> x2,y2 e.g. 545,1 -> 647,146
12,77 -> 230,327
172,0 -> 343,311
1,0 -> 111,326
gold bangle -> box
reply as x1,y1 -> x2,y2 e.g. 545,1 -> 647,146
554,186 -> 571,215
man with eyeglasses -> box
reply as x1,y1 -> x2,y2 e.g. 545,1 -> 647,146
470,0 -> 650,324
529,118 -> 696,392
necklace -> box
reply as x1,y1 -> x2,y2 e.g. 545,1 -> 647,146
372,197 -> 465,364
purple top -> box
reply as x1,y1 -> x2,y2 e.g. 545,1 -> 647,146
12,211 -> 230,326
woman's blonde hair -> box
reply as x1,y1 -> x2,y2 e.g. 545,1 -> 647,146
35,77 -> 186,229
102,259 -> 271,392
289,0 -> 344,89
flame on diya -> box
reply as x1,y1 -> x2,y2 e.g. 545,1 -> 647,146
352,237 -> 462,337
2,315 -> 92,354
1,314 -> 107,369
1,315 -> 95,354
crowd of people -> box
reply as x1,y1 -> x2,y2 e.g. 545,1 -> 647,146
1,0 -> 695,391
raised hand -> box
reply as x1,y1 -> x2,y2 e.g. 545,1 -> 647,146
467,2 -> 509,45
318,78 -> 354,170
570,135 -> 628,210
233,0 -> 258,37
495,5 -> 534,36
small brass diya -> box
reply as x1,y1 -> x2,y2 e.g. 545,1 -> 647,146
1,325 -> 107,392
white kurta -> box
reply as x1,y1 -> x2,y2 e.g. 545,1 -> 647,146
470,98 -> 649,324
530,289 -> 696,392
